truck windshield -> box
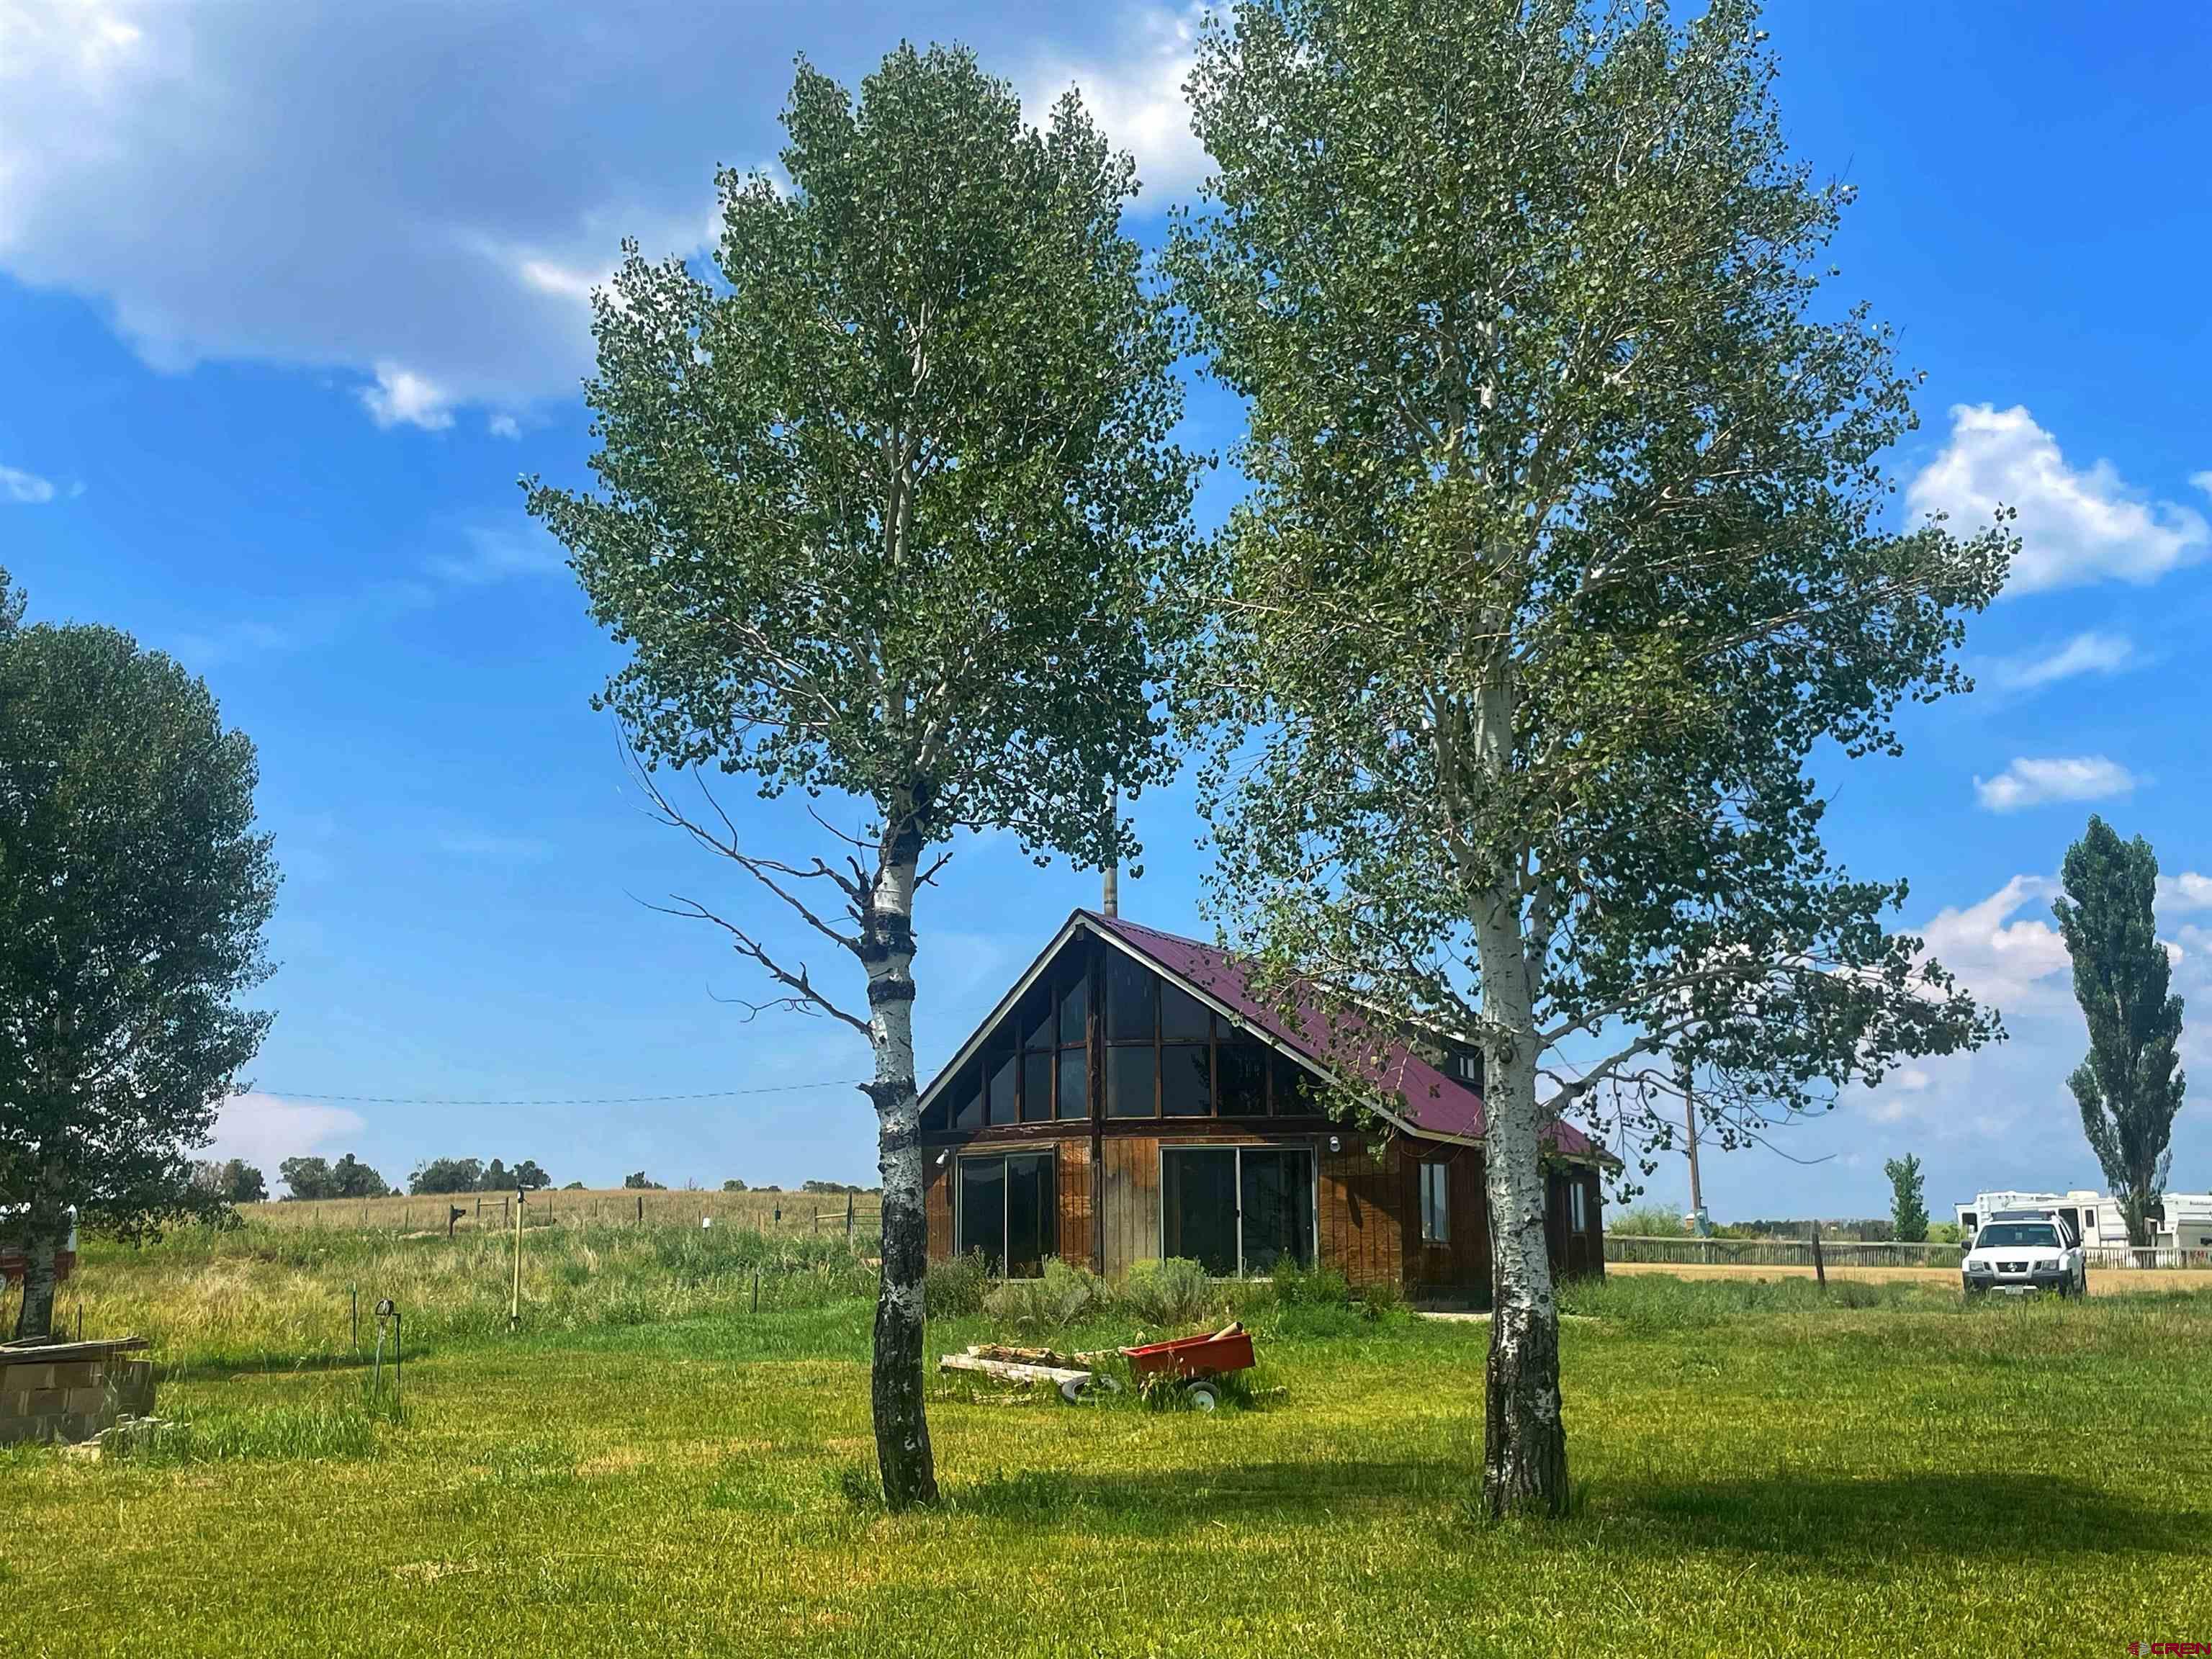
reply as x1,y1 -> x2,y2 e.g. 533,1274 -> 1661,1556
1974,1223 -> 2059,1249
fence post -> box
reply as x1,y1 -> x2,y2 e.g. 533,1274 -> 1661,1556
637,1194 -> 644,1226
846,1192 -> 854,1241
1810,1222 -> 1827,1289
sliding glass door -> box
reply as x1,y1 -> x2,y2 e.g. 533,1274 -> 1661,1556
1161,1146 -> 1314,1277
956,1151 -> 1056,1277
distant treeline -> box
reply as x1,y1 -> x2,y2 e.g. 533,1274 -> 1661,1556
279,1154 -> 390,1200
409,1157 -> 553,1195
196,1155 -> 883,1204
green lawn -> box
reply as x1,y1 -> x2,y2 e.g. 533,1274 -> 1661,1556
5,1234 -> 2209,1656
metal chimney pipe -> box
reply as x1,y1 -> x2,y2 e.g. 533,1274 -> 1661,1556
1101,781 -> 1118,917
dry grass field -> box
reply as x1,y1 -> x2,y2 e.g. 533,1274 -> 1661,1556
238,1185 -> 879,1238
1606,1257 -> 2212,1298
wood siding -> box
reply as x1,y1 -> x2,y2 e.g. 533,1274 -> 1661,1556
925,1157 -> 952,1259
1098,1136 -> 1162,1280
1319,1138 -> 1403,1289
1402,1145 -> 1491,1295
1058,1146 -> 1094,1274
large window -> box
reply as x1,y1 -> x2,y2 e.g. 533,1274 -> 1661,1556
957,1151 -> 1057,1277
925,949 -> 1091,1131
922,943 -> 1334,1132
1161,1146 -> 1314,1277
1420,1163 -> 1450,1244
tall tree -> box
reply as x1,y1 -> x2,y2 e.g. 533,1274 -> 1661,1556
1169,0 -> 2006,1515
529,45 -> 1192,1508
191,1158 -> 269,1205
2053,816 -> 2185,1246
0,576 -> 278,1337
1884,1154 -> 1929,1244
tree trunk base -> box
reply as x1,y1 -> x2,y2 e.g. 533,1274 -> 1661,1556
1482,1298 -> 1568,1519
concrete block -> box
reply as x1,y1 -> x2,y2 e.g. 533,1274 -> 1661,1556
26,1388 -> 63,1416
64,1386 -> 106,1415
52,1362 -> 100,1390
3,1363 -> 56,1392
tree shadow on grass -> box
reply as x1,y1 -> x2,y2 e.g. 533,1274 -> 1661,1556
949,1458 -> 1455,1535
159,1349 -> 423,1384
1599,1471 -> 2183,1563
953,1461 -> 2182,1561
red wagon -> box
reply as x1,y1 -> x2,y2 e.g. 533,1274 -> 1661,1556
1120,1322 -> 1254,1411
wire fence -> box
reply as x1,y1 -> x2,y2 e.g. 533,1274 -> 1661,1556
237,1187 -> 884,1243
1604,1234 -> 2212,1272
1605,1236 -> 1966,1269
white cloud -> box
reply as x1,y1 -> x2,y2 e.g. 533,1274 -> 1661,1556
487,414 -> 521,441
1,463 -> 55,503
1021,5 -> 1208,202
359,361 -> 454,431
2159,873 -> 2212,914
1916,874 -> 2072,1014
207,1092 -> 364,1182
426,526 -> 569,588
1908,404 -> 2209,593
1986,630 -> 2134,693
1973,755 -> 2136,814
0,2 -> 1195,429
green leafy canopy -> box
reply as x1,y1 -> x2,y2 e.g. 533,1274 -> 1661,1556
528,44 -> 1198,866
0,587 -> 279,1239
1166,0 -> 2013,1159
2054,815 -> 2185,1246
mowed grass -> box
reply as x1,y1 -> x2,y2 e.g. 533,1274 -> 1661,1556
4,1231 -> 2210,1658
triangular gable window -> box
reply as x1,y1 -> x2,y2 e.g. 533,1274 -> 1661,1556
920,927 -> 1334,1133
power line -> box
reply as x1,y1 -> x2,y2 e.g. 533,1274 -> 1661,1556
263,1079 -> 871,1107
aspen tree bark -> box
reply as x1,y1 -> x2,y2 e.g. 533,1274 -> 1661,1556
1468,667 -> 1568,1519
863,830 -> 938,1509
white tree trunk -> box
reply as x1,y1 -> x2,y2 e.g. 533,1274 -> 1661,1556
863,846 -> 938,1509
1468,662 -> 1568,1518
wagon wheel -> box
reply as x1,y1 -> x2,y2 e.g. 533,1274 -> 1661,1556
1185,1381 -> 1220,1412
1061,1374 -> 1123,1405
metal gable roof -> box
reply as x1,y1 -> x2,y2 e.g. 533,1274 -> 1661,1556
917,907 -> 1606,1162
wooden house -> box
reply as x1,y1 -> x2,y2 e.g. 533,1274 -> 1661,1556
917,910 -> 1610,1302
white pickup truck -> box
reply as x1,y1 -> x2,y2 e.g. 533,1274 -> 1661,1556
1961,1211 -> 2087,1298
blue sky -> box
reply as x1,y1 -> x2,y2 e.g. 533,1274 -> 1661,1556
4,0 -> 2209,1218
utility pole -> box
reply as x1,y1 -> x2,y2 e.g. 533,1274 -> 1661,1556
1681,1057 -> 1709,1237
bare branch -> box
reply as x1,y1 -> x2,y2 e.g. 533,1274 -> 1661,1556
648,894 -> 872,1035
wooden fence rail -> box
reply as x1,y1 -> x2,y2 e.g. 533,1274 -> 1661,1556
1604,1234 -> 2212,1272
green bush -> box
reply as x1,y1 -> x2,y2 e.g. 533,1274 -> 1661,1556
984,1258 -> 1107,1334
1354,1278 -> 1406,1321
1266,1257 -> 1352,1308
1122,1257 -> 1219,1328
1606,1200 -> 1690,1236
925,1250 -> 992,1318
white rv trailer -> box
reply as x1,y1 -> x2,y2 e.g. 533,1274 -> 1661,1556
1956,1190 -> 2212,1256
1955,1190 -> 2113,1247
2163,1193 -> 2212,1251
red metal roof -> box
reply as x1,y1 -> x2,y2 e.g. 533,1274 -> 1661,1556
1083,911 -> 1603,1160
